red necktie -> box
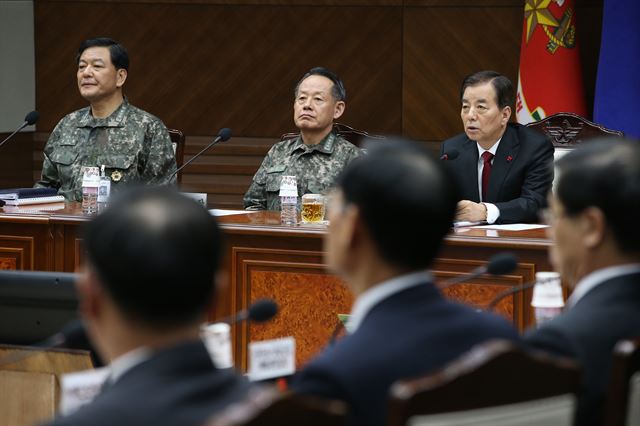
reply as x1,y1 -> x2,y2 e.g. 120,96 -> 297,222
481,151 -> 494,201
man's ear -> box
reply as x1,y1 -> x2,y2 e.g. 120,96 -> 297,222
501,105 -> 512,125
116,68 -> 127,88
581,206 -> 607,249
333,101 -> 345,120
76,267 -> 104,321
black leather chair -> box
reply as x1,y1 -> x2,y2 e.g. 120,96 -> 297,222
388,340 -> 581,426
280,122 -> 384,148
167,128 -> 185,184
207,387 -> 347,426
526,112 -> 623,149
604,338 -> 640,426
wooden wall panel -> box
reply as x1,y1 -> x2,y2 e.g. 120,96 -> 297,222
403,6 -> 523,141
34,2 -> 403,137
0,132 -> 35,189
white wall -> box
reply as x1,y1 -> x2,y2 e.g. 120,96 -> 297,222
0,0 -> 35,133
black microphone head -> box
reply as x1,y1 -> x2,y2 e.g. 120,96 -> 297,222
486,253 -> 518,275
217,128 -> 232,142
24,111 -> 39,126
248,299 -> 278,323
446,149 -> 459,160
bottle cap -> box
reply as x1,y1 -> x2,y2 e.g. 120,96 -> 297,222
531,272 -> 564,308
279,175 -> 298,197
81,166 -> 100,188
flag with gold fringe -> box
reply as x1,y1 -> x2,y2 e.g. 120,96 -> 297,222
516,0 -> 587,124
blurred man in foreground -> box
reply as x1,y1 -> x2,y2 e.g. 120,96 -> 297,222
525,138 -> 640,426
36,37 -> 176,201
46,187 -> 251,426
291,141 -> 518,426
243,67 -> 361,210
441,70 -> 553,224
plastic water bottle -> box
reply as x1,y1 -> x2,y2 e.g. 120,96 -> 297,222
82,186 -> 98,214
81,167 -> 100,215
279,175 -> 298,225
280,195 -> 298,225
97,165 -> 111,212
531,272 -> 564,327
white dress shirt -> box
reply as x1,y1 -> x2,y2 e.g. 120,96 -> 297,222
108,346 -> 152,384
476,139 -> 501,224
347,270 -> 433,333
566,263 -> 640,308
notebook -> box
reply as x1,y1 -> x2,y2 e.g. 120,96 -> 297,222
3,196 -> 66,206
0,187 -> 59,200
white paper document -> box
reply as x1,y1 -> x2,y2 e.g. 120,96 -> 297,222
59,367 -> 110,416
453,221 -> 486,228
248,336 -> 296,381
209,209 -> 258,217
470,223 -> 549,231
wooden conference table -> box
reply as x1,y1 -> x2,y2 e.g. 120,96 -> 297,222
0,203 -> 552,369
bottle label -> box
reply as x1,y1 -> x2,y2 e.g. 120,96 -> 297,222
81,166 -> 100,188
97,178 -> 111,203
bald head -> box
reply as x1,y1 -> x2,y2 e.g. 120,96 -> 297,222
83,187 -> 221,329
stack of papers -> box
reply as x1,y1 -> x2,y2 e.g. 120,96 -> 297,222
0,188 -> 65,206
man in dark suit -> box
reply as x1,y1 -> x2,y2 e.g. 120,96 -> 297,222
441,71 -> 554,224
47,188 -> 251,426
291,141 -> 519,426
525,139 -> 640,426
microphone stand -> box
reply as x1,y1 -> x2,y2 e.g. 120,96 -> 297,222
438,266 -> 488,290
0,121 -> 29,150
169,136 -> 227,181
486,281 -> 537,310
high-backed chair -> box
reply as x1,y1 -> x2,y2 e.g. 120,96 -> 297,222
280,123 -> 384,148
604,338 -> 640,426
388,340 -> 581,426
526,112 -> 623,149
207,387 -> 347,426
167,128 -> 185,184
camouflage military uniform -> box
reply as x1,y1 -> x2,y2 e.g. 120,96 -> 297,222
35,98 -> 177,201
244,132 -> 362,210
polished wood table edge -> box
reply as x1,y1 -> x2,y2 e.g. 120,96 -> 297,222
446,234 -> 551,248
219,222 -> 328,237
0,204 -> 553,247
0,211 -> 53,224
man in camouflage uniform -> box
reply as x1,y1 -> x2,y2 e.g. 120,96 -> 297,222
35,38 -> 176,201
243,67 -> 361,211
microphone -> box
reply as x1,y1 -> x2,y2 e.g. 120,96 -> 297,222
438,252 -> 518,290
52,298 -> 277,348
0,299 -> 278,369
169,127 -> 232,181
0,111 -> 39,150
486,280 -> 538,311
218,298 -> 279,324
440,149 -> 459,161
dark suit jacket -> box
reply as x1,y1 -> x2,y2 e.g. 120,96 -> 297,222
291,282 -> 519,426
524,272 -> 640,426
441,123 -> 554,223
47,340 -> 252,426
